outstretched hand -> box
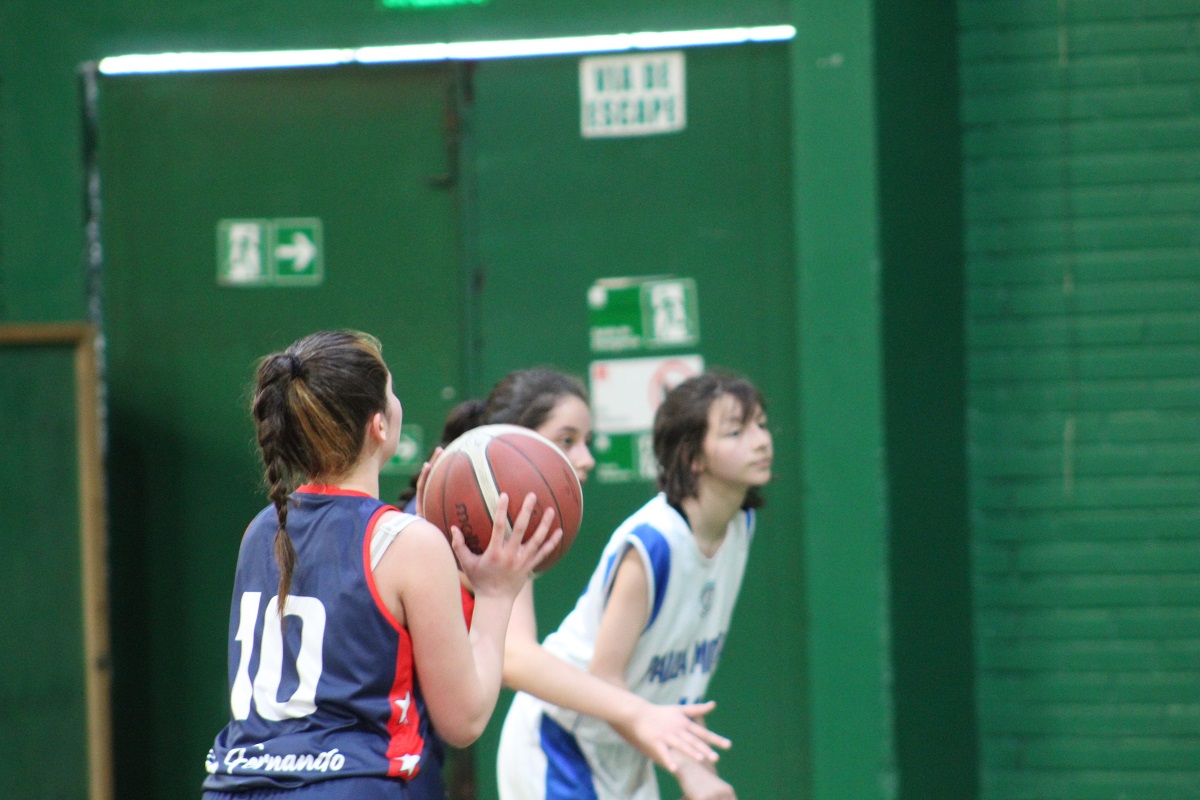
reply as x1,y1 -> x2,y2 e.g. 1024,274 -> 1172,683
613,700 -> 730,773
451,492 -> 561,599
412,447 -> 443,518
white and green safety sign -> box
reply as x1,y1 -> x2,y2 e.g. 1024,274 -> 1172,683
588,354 -> 704,483
591,431 -> 658,483
586,275 -> 703,482
217,218 -> 324,287
587,276 -> 700,354
580,51 -> 686,138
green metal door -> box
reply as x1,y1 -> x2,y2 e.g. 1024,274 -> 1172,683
470,43 -> 803,800
96,64 -> 466,800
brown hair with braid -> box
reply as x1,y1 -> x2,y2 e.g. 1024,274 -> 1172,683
251,330 -> 389,614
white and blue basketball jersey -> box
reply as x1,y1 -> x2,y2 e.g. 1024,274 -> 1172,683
497,493 -> 754,800
203,485 -> 444,798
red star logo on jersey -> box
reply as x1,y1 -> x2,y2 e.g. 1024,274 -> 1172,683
394,752 -> 420,777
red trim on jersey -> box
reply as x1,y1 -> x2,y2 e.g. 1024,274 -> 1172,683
295,483 -> 374,497
461,585 -> 475,628
384,624 -> 425,778
363,506 -> 404,633
360,504 -> 426,778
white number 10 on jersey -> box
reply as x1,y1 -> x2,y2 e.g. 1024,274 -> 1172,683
230,591 -> 327,721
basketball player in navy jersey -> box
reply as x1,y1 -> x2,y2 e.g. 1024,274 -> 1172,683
202,330 -> 561,800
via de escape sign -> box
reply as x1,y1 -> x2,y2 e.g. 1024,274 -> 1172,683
580,51 -> 686,138
217,218 -> 324,287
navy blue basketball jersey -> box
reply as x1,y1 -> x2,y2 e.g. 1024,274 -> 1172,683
202,485 -> 444,798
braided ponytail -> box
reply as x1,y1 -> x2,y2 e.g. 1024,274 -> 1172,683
250,331 -> 388,620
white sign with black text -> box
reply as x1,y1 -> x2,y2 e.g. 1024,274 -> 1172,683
580,51 -> 686,138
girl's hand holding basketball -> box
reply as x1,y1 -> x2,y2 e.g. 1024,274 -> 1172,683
413,447 -> 443,518
452,492 -> 562,599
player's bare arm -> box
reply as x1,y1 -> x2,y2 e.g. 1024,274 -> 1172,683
503,578 -> 728,770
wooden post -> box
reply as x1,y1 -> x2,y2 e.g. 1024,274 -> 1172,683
0,323 -> 112,800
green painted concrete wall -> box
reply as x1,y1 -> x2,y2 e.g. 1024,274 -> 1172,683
0,0 -> 788,322
792,1 -> 973,797
961,2 -> 1200,797
4,2 -> 1185,795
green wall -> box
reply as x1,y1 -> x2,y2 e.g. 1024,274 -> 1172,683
0,0 -> 786,323
876,2 -> 976,798
0,345 -> 90,799
791,1 -> 974,797
790,2 -> 894,795
961,2 -> 1200,797
3,1 -> 984,799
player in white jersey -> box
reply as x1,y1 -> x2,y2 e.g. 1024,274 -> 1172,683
498,371 -> 773,800
407,370 -> 731,798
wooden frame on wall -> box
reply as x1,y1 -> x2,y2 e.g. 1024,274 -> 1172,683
0,323 -> 112,800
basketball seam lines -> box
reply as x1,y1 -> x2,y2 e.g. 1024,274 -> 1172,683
493,438 -> 561,521
465,437 -> 502,534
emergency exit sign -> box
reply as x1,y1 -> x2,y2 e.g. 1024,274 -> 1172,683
580,51 -> 686,138
217,218 -> 323,287
587,276 -> 700,353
